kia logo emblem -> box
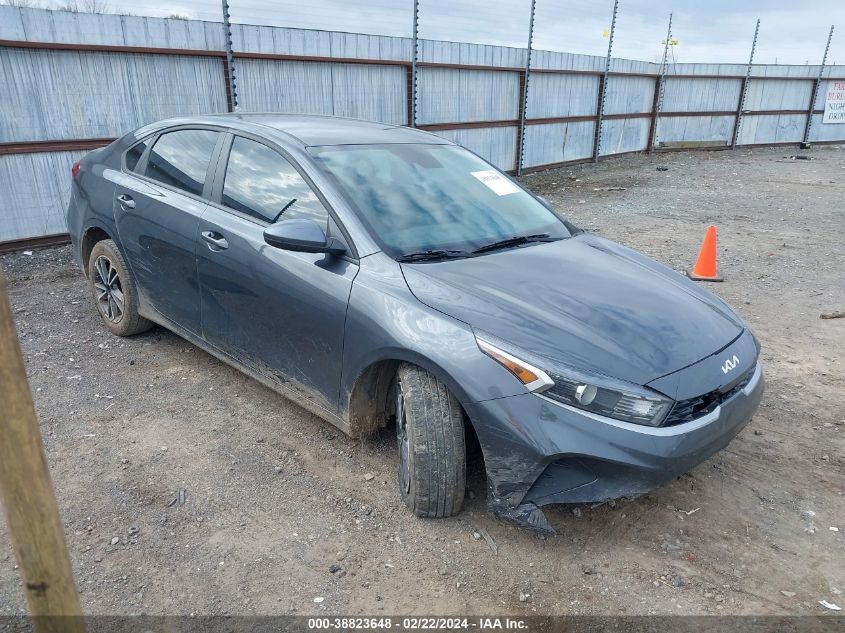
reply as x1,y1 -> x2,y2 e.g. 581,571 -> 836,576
721,354 -> 740,374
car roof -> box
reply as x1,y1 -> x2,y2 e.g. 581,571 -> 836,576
201,113 -> 452,147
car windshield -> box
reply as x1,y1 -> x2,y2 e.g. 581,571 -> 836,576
309,144 -> 570,258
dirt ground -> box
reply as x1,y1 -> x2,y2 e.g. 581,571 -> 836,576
1,146 -> 843,617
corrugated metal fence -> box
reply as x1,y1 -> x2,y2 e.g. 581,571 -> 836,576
1,6 -> 844,246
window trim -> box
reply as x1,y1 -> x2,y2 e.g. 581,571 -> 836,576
208,131 -> 359,261
120,125 -> 229,205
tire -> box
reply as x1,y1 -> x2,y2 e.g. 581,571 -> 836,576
395,363 -> 466,517
87,239 -> 153,337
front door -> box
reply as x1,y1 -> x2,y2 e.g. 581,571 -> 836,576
114,128 -> 222,334
197,135 -> 358,414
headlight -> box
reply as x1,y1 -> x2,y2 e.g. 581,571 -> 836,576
476,334 -> 673,427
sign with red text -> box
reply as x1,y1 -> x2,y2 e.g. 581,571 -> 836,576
823,81 -> 845,123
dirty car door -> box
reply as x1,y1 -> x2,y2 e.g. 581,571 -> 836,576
114,128 -> 222,334
197,135 -> 358,414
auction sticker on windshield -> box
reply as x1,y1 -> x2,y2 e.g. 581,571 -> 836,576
471,170 -> 521,196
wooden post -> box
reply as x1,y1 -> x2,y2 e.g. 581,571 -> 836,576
0,270 -> 85,633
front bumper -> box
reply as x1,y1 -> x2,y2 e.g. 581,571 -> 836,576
464,362 -> 764,532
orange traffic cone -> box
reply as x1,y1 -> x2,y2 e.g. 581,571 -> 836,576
687,225 -> 723,282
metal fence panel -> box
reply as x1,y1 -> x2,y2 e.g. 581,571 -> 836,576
420,40 -> 525,68
808,115 -> 845,141
532,49 -> 605,72
0,6 -> 219,50
522,121 -> 595,167
656,115 -> 735,146
738,114 -> 808,144
0,150 -> 84,241
745,78 -> 814,111
0,5 -> 27,40
236,59 -> 333,115
0,48 -> 227,143
609,58 -> 654,75
236,59 -> 406,124
603,75 -> 654,116
331,63 -> 408,124
661,77 -> 742,112
599,118 -> 650,155
433,127 -> 518,171
525,73 -> 599,118
417,68 -> 519,124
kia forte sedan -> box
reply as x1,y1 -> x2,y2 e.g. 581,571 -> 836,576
67,114 -> 763,532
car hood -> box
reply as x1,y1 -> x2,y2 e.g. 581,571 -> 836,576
400,233 -> 744,386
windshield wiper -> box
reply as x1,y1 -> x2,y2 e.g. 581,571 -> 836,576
471,233 -> 557,255
395,249 -> 472,263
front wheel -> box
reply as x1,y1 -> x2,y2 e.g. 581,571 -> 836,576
395,363 -> 466,517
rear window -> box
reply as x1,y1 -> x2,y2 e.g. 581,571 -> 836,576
144,129 -> 219,196
124,138 -> 151,172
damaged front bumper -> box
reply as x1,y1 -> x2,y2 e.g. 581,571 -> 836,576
464,362 -> 764,534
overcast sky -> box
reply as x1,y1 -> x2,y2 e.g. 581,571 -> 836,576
20,0 -> 845,65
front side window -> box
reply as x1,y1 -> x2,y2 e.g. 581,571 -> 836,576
310,144 -> 570,257
222,136 -> 328,228
144,129 -> 219,196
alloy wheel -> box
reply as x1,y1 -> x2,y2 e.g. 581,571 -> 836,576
93,255 -> 125,323
396,378 -> 411,494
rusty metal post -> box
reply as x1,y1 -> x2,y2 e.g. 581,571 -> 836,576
649,12 -> 673,153
0,270 -> 85,633
409,0 -> 419,127
593,0 -> 618,162
731,19 -> 760,149
802,25 -> 834,147
221,0 -> 238,110
516,0 -> 536,176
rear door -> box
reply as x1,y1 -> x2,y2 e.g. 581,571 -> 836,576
197,134 -> 359,414
114,128 -> 223,334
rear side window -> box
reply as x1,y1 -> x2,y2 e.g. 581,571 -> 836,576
124,137 -> 151,172
144,129 -> 219,196
222,136 -> 328,228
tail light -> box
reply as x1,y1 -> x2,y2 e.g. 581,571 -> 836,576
71,160 -> 81,179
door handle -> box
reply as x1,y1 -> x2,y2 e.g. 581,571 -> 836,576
116,194 -> 135,209
201,230 -> 229,251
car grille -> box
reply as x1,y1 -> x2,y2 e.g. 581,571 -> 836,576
662,363 -> 756,427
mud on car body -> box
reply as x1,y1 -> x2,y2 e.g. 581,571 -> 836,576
67,114 -> 763,532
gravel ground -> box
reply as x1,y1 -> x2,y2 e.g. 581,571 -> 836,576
0,145 -> 843,616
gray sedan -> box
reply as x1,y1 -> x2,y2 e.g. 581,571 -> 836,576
67,114 -> 763,532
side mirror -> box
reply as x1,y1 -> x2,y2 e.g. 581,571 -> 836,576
263,218 -> 346,256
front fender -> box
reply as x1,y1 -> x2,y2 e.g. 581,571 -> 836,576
340,254 -> 529,414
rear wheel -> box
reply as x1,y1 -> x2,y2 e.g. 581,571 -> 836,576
88,239 -> 153,337
395,363 -> 466,517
